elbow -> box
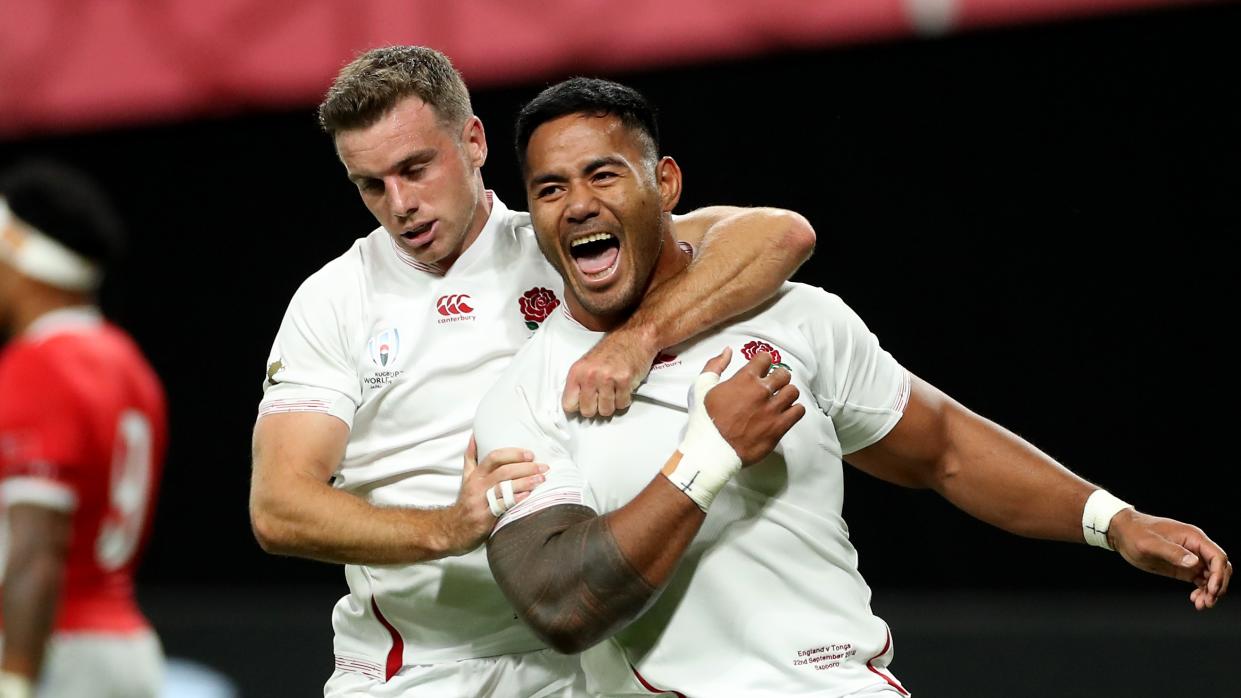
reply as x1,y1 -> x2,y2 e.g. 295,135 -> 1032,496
250,503 -> 296,555
525,612 -> 605,655
776,210 -> 816,265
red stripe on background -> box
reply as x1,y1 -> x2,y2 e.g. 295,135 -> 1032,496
370,597 -> 405,682
631,664 -> 686,697
865,630 -> 909,696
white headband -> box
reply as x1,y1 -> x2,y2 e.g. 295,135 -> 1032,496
0,197 -> 103,291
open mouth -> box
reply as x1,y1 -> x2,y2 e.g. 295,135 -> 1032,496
569,232 -> 621,281
402,220 -> 435,246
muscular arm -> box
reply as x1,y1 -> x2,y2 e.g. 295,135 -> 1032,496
249,412 -> 544,564
848,374 -> 1231,607
848,375 -> 1096,539
489,351 -> 805,652
2,504 -> 71,680
488,466 -> 703,654
563,206 -> 815,416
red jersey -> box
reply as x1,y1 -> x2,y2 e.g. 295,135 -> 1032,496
0,307 -> 167,634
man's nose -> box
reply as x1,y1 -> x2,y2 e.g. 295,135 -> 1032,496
564,186 -> 600,225
388,179 -> 418,220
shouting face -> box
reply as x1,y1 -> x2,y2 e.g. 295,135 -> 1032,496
523,113 -> 681,327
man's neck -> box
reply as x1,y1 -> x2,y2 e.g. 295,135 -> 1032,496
438,178 -> 492,271
10,284 -> 93,336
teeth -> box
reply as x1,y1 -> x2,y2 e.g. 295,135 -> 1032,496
570,233 -> 615,247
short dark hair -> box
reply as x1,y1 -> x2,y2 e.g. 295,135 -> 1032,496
514,77 -> 661,172
319,45 -> 473,137
0,160 -> 125,267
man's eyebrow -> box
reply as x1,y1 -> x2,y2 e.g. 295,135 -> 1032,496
348,149 -> 436,183
528,156 -> 627,188
583,156 -> 626,174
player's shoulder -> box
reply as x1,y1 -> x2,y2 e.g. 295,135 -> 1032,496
286,235 -> 371,309
755,281 -> 847,319
0,336 -> 51,382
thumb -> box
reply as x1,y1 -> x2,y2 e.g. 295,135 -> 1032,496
700,346 -> 733,377
463,434 -> 478,478
1134,536 -> 1201,583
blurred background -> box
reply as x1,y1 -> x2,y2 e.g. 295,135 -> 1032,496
1,0 -> 1237,695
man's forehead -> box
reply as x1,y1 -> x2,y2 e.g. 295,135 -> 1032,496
527,114 -> 645,170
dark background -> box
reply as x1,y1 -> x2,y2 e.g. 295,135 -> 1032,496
2,4 -> 1238,695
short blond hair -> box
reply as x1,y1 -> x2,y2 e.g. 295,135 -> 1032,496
318,46 -> 473,136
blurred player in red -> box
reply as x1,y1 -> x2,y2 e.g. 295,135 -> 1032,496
0,162 -> 167,698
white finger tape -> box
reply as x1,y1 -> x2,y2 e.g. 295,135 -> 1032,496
500,479 -> 516,508
485,486 -> 506,518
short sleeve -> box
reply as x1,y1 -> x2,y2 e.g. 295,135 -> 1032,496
258,270 -> 362,428
804,289 -> 911,454
475,377 -> 596,535
0,346 -> 84,511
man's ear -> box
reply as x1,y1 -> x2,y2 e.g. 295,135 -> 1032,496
656,156 -> 682,213
462,116 -> 488,169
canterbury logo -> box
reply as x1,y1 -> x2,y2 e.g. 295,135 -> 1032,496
436,294 -> 474,316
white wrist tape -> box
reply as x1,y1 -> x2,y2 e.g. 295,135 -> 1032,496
0,197 -> 102,292
665,371 -> 743,511
0,671 -> 33,698
1082,489 -> 1134,550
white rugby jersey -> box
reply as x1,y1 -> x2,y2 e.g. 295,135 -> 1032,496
258,195 -> 568,676
477,283 -> 913,697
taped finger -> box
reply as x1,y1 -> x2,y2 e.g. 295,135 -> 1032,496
486,486 -> 506,518
500,479 -> 516,508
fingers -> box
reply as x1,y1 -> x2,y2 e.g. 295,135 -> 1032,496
760,363 -> 793,395
1187,537 -> 1231,606
481,467 -> 547,517
1132,536 -> 1202,585
740,351 -> 774,378
774,403 -> 807,437
771,383 -> 801,412
462,435 -> 479,478
489,460 -> 549,486
614,383 -> 634,413
564,364 -> 634,418
596,381 -> 616,418
700,347 -> 733,376
562,381 -> 582,415
1205,547 -> 1231,599
476,447 -> 535,475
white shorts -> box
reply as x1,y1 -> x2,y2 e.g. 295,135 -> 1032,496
36,629 -> 164,698
325,647 -> 587,698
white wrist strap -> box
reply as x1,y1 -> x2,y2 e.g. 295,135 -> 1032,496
665,371 -> 742,511
0,671 -> 33,698
1082,489 -> 1133,550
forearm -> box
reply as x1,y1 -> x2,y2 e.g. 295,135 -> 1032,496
250,473 -> 468,565
934,403 -> 1098,543
1,551 -> 63,678
624,209 -> 814,351
488,468 -> 703,653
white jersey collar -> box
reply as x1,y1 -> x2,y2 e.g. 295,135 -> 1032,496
24,305 -> 103,339
387,190 -> 508,277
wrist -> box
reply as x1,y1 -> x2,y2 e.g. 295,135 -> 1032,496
1082,488 -> 1134,551
666,373 -> 743,511
436,504 -> 479,558
618,316 -> 661,360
